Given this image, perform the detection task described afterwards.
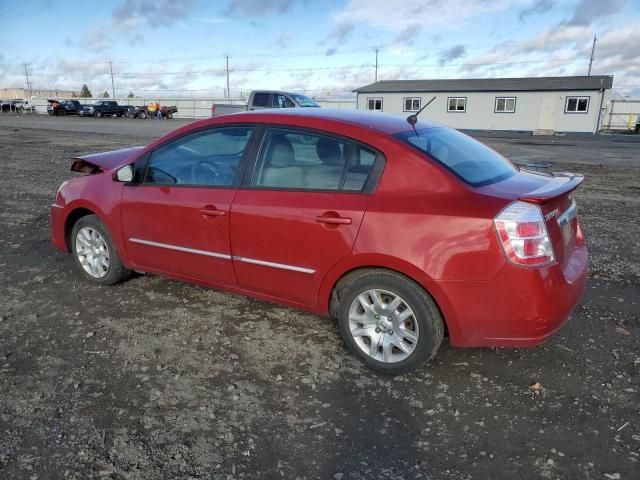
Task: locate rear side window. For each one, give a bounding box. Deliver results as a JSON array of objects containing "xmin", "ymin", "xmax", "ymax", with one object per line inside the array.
[
  {"xmin": 144, "ymin": 126, "xmax": 254, "ymax": 186},
  {"xmin": 252, "ymin": 128, "xmax": 377, "ymax": 192},
  {"xmin": 252, "ymin": 93, "xmax": 269, "ymax": 107},
  {"xmin": 394, "ymin": 127, "xmax": 517, "ymax": 186}
]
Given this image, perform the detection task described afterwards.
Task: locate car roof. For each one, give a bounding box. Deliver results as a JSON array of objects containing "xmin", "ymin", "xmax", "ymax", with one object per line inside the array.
[{"xmin": 209, "ymin": 108, "xmax": 443, "ymax": 135}]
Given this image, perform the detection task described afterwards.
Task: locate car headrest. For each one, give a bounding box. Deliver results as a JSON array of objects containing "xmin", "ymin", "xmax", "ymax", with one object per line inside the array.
[
  {"xmin": 266, "ymin": 136, "xmax": 295, "ymax": 167},
  {"xmin": 316, "ymin": 138, "xmax": 342, "ymax": 166}
]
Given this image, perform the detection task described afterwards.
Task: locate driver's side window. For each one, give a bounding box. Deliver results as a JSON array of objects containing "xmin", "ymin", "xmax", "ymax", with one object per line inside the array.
[{"xmin": 144, "ymin": 126, "xmax": 254, "ymax": 186}]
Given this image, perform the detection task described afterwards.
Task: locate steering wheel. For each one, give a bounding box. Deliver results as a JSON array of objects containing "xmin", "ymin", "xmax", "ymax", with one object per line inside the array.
[{"xmin": 190, "ymin": 160, "xmax": 235, "ymax": 184}]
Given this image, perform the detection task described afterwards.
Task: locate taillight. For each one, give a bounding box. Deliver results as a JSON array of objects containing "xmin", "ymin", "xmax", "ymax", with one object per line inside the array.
[{"xmin": 494, "ymin": 201, "xmax": 555, "ymax": 266}]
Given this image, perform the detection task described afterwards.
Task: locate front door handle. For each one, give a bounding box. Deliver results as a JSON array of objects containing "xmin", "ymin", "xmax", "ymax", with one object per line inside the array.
[{"xmin": 316, "ymin": 214, "xmax": 352, "ymax": 225}]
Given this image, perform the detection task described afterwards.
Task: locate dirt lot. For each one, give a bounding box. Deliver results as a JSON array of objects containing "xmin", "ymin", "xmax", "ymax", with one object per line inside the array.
[{"xmin": 0, "ymin": 117, "xmax": 639, "ymax": 480}]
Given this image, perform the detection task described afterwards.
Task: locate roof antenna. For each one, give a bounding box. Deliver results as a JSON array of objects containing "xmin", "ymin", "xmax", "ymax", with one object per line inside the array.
[{"xmin": 407, "ymin": 96, "xmax": 436, "ymax": 136}]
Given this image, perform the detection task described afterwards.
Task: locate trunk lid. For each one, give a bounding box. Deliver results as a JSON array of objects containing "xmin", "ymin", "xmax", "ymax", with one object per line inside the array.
[
  {"xmin": 479, "ymin": 169, "xmax": 584, "ymax": 265},
  {"xmin": 71, "ymin": 146, "xmax": 144, "ymax": 174}
]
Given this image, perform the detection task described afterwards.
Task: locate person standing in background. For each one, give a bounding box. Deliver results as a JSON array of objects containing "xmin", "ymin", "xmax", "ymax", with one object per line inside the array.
[
  {"xmin": 156, "ymin": 101, "xmax": 162, "ymax": 120},
  {"xmin": 148, "ymin": 101, "xmax": 156, "ymax": 119}
]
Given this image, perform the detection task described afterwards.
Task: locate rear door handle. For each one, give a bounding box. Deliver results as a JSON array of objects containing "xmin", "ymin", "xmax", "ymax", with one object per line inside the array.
[
  {"xmin": 200, "ymin": 207, "xmax": 226, "ymax": 217},
  {"xmin": 316, "ymin": 215, "xmax": 352, "ymax": 225}
]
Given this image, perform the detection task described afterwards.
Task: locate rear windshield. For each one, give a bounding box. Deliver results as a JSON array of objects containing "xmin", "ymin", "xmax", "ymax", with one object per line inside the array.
[{"xmin": 394, "ymin": 127, "xmax": 517, "ymax": 186}]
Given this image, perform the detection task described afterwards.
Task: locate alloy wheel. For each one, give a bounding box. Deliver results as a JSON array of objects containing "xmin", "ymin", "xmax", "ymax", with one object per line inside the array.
[
  {"xmin": 75, "ymin": 227, "xmax": 110, "ymax": 278},
  {"xmin": 348, "ymin": 289, "xmax": 419, "ymax": 363}
]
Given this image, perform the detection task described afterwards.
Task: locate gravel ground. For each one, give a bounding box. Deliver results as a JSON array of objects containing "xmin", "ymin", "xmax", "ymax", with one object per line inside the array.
[{"xmin": 0, "ymin": 117, "xmax": 639, "ymax": 480}]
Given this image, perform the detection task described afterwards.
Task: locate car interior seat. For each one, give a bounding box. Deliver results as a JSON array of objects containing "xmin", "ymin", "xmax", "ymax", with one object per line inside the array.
[
  {"xmin": 260, "ymin": 135, "xmax": 304, "ymax": 188},
  {"xmin": 304, "ymin": 138, "xmax": 345, "ymax": 189}
]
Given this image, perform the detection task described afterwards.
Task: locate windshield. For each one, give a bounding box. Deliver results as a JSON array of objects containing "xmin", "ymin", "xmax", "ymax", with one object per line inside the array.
[
  {"xmin": 291, "ymin": 93, "xmax": 319, "ymax": 107},
  {"xmin": 394, "ymin": 127, "xmax": 517, "ymax": 186}
]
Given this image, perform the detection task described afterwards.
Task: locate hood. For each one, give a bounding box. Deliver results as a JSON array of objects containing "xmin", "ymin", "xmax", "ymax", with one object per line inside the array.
[{"xmin": 70, "ymin": 146, "xmax": 144, "ymax": 174}]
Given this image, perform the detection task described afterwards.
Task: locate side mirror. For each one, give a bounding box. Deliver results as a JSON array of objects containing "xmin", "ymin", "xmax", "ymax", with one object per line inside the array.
[{"xmin": 114, "ymin": 165, "xmax": 134, "ymax": 182}]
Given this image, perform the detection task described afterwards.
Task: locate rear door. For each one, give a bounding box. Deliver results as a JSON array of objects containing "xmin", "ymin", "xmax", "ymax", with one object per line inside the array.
[
  {"xmin": 121, "ymin": 125, "xmax": 257, "ymax": 285},
  {"xmin": 230, "ymin": 126, "xmax": 383, "ymax": 306}
]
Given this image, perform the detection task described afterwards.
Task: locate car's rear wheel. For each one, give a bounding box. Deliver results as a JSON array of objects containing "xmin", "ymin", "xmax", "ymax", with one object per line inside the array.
[
  {"xmin": 337, "ymin": 271, "xmax": 444, "ymax": 374},
  {"xmin": 71, "ymin": 215, "xmax": 131, "ymax": 285},
  {"xmin": 139, "ymin": 111, "xmax": 147, "ymax": 119},
  {"xmin": 95, "ymin": 110, "xmax": 103, "ymax": 118},
  {"xmin": 166, "ymin": 112, "xmax": 173, "ymax": 119}
]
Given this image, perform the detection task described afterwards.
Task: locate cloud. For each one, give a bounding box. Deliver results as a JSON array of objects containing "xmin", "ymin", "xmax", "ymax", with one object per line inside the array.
[
  {"xmin": 113, "ymin": 0, "xmax": 196, "ymax": 30},
  {"xmin": 393, "ymin": 23, "xmax": 421, "ymax": 46},
  {"xmin": 566, "ymin": 0, "xmax": 627, "ymax": 26},
  {"xmin": 334, "ymin": 0, "xmax": 517, "ymax": 33},
  {"xmin": 192, "ymin": 16, "xmax": 226, "ymax": 24},
  {"xmin": 320, "ymin": 20, "xmax": 354, "ymax": 49},
  {"xmin": 438, "ymin": 45, "xmax": 466, "ymax": 66},
  {"xmin": 519, "ymin": 0, "xmax": 554, "ymax": 22},
  {"xmin": 82, "ymin": 26, "xmax": 110, "ymax": 52},
  {"xmin": 224, "ymin": 0, "xmax": 296, "ymax": 16},
  {"xmin": 273, "ymin": 32, "xmax": 293, "ymax": 49}
]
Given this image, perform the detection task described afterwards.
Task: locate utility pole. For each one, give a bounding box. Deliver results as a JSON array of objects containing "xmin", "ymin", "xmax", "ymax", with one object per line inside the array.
[
  {"xmin": 108, "ymin": 60, "xmax": 116, "ymax": 99},
  {"xmin": 374, "ymin": 47, "xmax": 379, "ymax": 82},
  {"xmin": 24, "ymin": 63, "xmax": 31, "ymax": 97},
  {"xmin": 587, "ymin": 35, "xmax": 597, "ymax": 76},
  {"xmin": 225, "ymin": 55, "xmax": 230, "ymax": 98}
]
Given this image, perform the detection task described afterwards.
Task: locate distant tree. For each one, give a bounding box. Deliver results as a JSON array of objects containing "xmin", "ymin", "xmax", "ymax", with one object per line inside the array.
[
  {"xmin": 102, "ymin": 91, "xmax": 110, "ymax": 98},
  {"xmin": 79, "ymin": 84, "xmax": 92, "ymax": 98},
  {"xmin": 127, "ymin": 91, "xmax": 135, "ymax": 98}
]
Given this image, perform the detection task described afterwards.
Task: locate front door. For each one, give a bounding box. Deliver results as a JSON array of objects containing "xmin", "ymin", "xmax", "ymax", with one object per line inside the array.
[
  {"xmin": 122, "ymin": 125, "xmax": 257, "ymax": 286},
  {"xmin": 230, "ymin": 127, "xmax": 381, "ymax": 306},
  {"xmin": 537, "ymin": 96, "xmax": 556, "ymax": 131}
]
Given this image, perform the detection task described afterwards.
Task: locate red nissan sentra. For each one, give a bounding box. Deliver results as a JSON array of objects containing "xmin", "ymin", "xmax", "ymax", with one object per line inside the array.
[{"xmin": 51, "ymin": 109, "xmax": 588, "ymax": 374}]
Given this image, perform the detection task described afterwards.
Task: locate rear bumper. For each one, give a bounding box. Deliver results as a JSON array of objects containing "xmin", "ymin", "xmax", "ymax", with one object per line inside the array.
[
  {"xmin": 441, "ymin": 244, "xmax": 588, "ymax": 347},
  {"xmin": 50, "ymin": 204, "xmax": 68, "ymax": 252}
]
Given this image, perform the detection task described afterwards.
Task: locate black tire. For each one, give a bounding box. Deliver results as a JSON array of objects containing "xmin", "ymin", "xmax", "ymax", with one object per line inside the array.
[
  {"xmin": 337, "ymin": 270, "xmax": 444, "ymax": 375},
  {"xmin": 95, "ymin": 110, "xmax": 103, "ymax": 118},
  {"xmin": 139, "ymin": 111, "xmax": 147, "ymax": 119},
  {"xmin": 70, "ymin": 214, "xmax": 132, "ymax": 286},
  {"xmin": 166, "ymin": 112, "xmax": 173, "ymax": 119}
]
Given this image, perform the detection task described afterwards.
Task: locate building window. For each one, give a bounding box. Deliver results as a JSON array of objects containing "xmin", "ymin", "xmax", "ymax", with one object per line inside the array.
[
  {"xmin": 565, "ymin": 96, "xmax": 589, "ymax": 113},
  {"xmin": 367, "ymin": 97, "xmax": 383, "ymax": 111},
  {"xmin": 447, "ymin": 97, "xmax": 466, "ymax": 112},
  {"xmin": 495, "ymin": 97, "xmax": 516, "ymax": 113},
  {"xmin": 403, "ymin": 97, "xmax": 421, "ymax": 111}
]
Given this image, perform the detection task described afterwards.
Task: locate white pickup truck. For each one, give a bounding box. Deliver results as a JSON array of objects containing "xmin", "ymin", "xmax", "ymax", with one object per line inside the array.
[{"xmin": 211, "ymin": 90, "xmax": 319, "ymax": 116}]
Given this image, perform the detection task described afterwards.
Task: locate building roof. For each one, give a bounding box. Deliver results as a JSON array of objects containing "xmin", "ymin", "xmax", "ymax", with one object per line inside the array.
[{"xmin": 353, "ymin": 75, "xmax": 613, "ymax": 93}]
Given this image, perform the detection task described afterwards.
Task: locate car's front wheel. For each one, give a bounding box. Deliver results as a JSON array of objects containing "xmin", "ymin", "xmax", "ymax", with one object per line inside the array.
[
  {"xmin": 71, "ymin": 215, "xmax": 131, "ymax": 285},
  {"xmin": 95, "ymin": 110, "xmax": 103, "ymax": 118},
  {"xmin": 337, "ymin": 271, "xmax": 444, "ymax": 374}
]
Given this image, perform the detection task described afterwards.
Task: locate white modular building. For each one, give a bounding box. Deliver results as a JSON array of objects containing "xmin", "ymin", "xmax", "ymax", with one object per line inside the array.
[{"xmin": 354, "ymin": 76, "xmax": 614, "ymax": 134}]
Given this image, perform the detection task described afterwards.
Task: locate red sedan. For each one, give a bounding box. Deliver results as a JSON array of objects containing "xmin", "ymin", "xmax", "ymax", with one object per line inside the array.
[{"xmin": 51, "ymin": 109, "xmax": 588, "ymax": 374}]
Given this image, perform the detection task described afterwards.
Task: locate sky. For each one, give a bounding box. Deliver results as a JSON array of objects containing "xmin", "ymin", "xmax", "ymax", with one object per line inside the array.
[{"xmin": 1, "ymin": 0, "xmax": 639, "ymax": 99}]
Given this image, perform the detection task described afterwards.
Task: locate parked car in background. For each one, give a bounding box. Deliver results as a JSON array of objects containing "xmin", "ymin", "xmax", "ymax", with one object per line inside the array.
[
  {"xmin": 159, "ymin": 105, "xmax": 177, "ymax": 119},
  {"xmin": 124, "ymin": 105, "xmax": 148, "ymax": 119},
  {"xmin": 212, "ymin": 90, "xmax": 320, "ymax": 117},
  {"xmin": 90, "ymin": 100, "xmax": 126, "ymax": 118},
  {"xmin": 47, "ymin": 99, "xmax": 84, "ymax": 116},
  {"xmin": 51, "ymin": 109, "xmax": 588, "ymax": 374},
  {"xmin": 123, "ymin": 104, "xmax": 177, "ymax": 119},
  {"xmin": 2, "ymin": 99, "xmax": 36, "ymax": 113}
]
